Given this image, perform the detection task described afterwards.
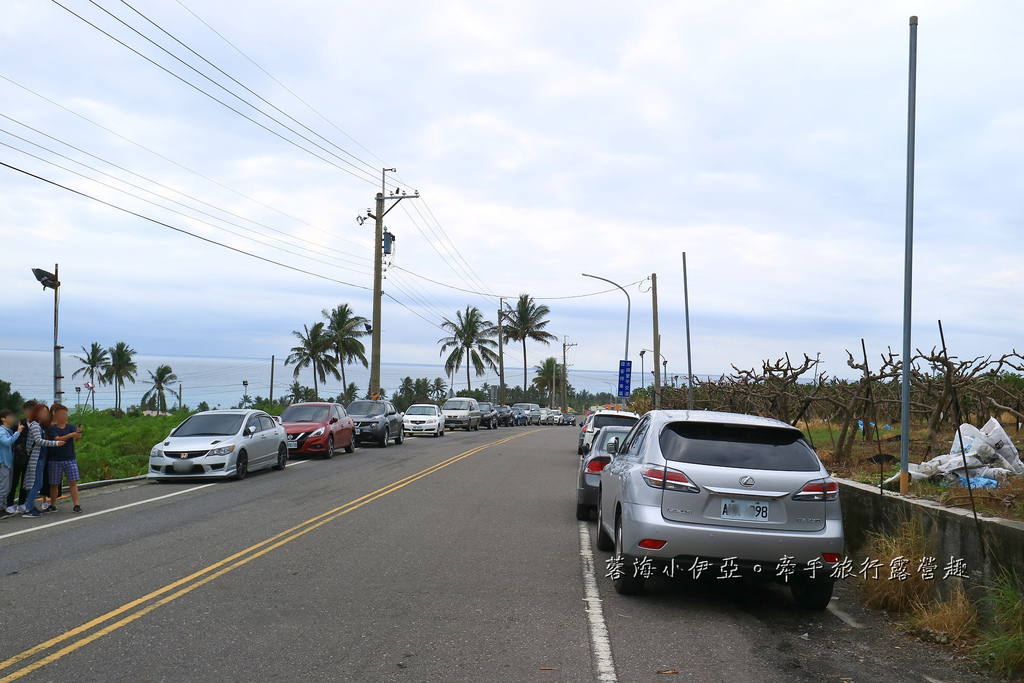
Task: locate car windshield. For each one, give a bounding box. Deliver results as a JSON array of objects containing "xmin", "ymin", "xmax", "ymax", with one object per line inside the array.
[
  {"xmin": 443, "ymin": 400, "xmax": 473, "ymax": 411},
  {"xmin": 173, "ymin": 413, "xmax": 245, "ymax": 437},
  {"xmin": 348, "ymin": 401, "xmax": 385, "ymax": 416},
  {"xmin": 593, "ymin": 415, "xmax": 638, "ymax": 430},
  {"xmin": 280, "ymin": 405, "xmax": 329, "ymax": 422},
  {"xmin": 659, "ymin": 422, "xmax": 820, "ymax": 471},
  {"xmin": 479, "ymin": 403, "xmax": 492, "ymax": 411},
  {"xmin": 512, "ymin": 403, "xmax": 531, "ymax": 410},
  {"xmin": 406, "ymin": 406, "xmax": 437, "ymax": 416}
]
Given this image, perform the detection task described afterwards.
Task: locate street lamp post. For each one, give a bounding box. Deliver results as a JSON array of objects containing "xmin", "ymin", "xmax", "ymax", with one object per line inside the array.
[
  {"xmin": 582, "ymin": 273, "xmax": 631, "ymax": 410},
  {"xmin": 75, "ymin": 386, "xmax": 81, "ymax": 408},
  {"xmin": 639, "ymin": 350, "xmax": 645, "ymax": 393},
  {"xmin": 31, "ymin": 265, "xmax": 61, "ymax": 404},
  {"xmin": 242, "ymin": 380, "xmax": 249, "ymax": 408}
]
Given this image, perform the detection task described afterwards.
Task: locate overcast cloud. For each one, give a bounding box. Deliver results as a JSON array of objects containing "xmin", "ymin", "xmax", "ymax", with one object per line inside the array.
[{"xmin": 2, "ymin": 0, "xmax": 1023, "ymax": 393}]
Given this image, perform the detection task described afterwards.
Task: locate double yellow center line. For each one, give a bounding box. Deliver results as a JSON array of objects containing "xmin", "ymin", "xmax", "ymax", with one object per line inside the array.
[{"xmin": 0, "ymin": 432, "xmax": 532, "ymax": 682}]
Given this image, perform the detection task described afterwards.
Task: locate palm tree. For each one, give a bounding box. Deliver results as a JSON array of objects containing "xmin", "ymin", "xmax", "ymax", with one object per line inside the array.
[
  {"xmin": 340, "ymin": 382, "xmax": 359, "ymax": 405},
  {"xmin": 72, "ymin": 342, "xmax": 109, "ymax": 410},
  {"xmin": 430, "ymin": 377, "xmax": 448, "ymax": 402},
  {"xmin": 104, "ymin": 342, "xmax": 138, "ymax": 415},
  {"xmin": 503, "ymin": 294, "xmax": 557, "ymax": 394},
  {"xmin": 438, "ymin": 306, "xmax": 499, "ymax": 391},
  {"xmin": 285, "ymin": 322, "xmax": 339, "ymax": 399},
  {"xmin": 322, "ymin": 304, "xmax": 369, "ymax": 393},
  {"xmin": 141, "ymin": 364, "xmax": 178, "ymax": 412},
  {"xmin": 533, "ymin": 357, "xmax": 562, "ymax": 407}
]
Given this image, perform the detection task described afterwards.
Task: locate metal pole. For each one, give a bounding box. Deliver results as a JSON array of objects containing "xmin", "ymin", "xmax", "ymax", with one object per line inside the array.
[
  {"xmin": 582, "ymin": 273, "xmax": 630, "ymax": 410},
  {"xmin": 651, "ymin": 273, "xmax": 661, "ymax": 409},
  {"xmin": 270, "ymin": 354, "xmax": 275, "ymax": 405},
  {"xmin": 498, "ymin": 298, "xmax": 505, "ymax": 404},
  {"xmin": 682, "ymin": 253, "xmax": 694, "ymax": 411},
  {"xmin": 900, "ymin": 16, "xmax": 918, "ymax": 495},
  {"xmin": 53, "ymin": 263, "xmax": 63, "ymax": 405}
]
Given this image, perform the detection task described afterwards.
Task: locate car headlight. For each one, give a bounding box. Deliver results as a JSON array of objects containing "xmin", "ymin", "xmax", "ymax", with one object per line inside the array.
[
  {"xmin": 150, "ymin": 446, "xmax": 162, "ymax": 458},
  {"xmin": 310, "ymin": 426, "xmax": 325, "ymax": 437},
  {"xmin": 208, "ymin": 445, "xmax": 236, "ymax": 456}
]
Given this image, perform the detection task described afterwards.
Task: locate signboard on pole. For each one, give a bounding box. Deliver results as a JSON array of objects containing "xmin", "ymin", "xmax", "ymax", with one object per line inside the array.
[{"xmin": 617, "ymin": 360, "xmax": 632, "ymax": 398}]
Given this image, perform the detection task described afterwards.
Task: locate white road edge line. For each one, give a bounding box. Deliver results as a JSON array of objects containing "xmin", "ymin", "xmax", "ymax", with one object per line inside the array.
[
  {"xmin": 578, "ymin": 521, "xmax": 618, "ymax": 683},
  {"xmin": 0, "ymin": 484, "xmax": 217, "ymax": 541},
  {"xmin": 827, "ymin": 603, "xmax": 864, "ymax": 629}
]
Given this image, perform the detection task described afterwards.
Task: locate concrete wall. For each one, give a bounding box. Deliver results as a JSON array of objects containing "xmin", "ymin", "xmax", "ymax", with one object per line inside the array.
[{"xmin": 838, "ymin": 478, "xmax": 1024, "ymax": 595}]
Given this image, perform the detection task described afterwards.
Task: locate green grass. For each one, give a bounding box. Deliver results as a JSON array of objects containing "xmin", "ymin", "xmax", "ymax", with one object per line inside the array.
[
  {"xmin": 978, "ymin": 573, "xmax": 1024, "ymax": 675},
  {"xmin": 69, "ymin": 407, "xmax": 191, "ymax": 482}
]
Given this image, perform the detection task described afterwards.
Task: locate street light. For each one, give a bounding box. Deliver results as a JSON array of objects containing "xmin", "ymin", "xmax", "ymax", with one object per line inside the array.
[
  {"xmin": 639, "ymin": 350, "xmax": 645, "ymax": 392},
  {"xmin": 582, "ymin": 273, "xmax": 631, "ymax": 409},
  {"xmin": 75, "ymin": 386, "xmax": 81, "ymax": 408},
  {"xmin": 32, "ymin": 265, "xmax": 62, "ymax": 404}
]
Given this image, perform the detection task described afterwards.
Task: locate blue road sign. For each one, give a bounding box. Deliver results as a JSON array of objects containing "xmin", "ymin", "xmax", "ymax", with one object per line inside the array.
[{"xmin": 617, "ymin": 360, "xmax": 632, "ymax": 398}]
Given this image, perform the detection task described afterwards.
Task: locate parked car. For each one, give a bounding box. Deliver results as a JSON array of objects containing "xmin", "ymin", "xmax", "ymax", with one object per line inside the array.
[
  {"xmin": 537, "ymin": 408, "xmax": 550, "ymax": 425},
  {"xmin": 576, "ymin": 425, "xmax": 633, "ymax": 520},
  {"xmin": 511, "ymin": 402, "xmax": 537, "ymax": 425},
  {"xmin": 443, "ymin": 397, "xmax": 481, "ymax": 431},
  {"xmin": 403, "ymin": 404, "xmax": 445, "ymax": 437},
  {"xmin": 577, "ymin": 413, "xmax": 595, "ymax": 454},
  {"xmin": 581, "ymin": 409, "xmax": 640, "ymax": 452},
  {"xmin": 478, "ymin": 401, "xmax": 499, "ymax": 430},
  {"xmin": 596, "ymin": 410, "xmax": 843, "ymax": 609},
  {"xmin": 495, "ymin": 404, "xmax": 513, "ymax": 427},
  {"xmin": 280, "ymin": 402, "xmax": 355, "ymax": 459},
  {"xmin": 149, "ymin": 409, "xmax": 287, "ymax": 481},
  {"xmin": 348, "ymin": 399, "xmax": 405, "ymax": 447},
  {"xmin": 510, "ymin": 406, "xmax": 529, "ymax": 426},
  {"xmin": 562, "ymin": 412, "xmax": 577, "ymax": 426}
]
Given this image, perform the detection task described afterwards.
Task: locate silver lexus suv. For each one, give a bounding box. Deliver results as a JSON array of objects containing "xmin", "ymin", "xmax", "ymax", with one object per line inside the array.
[{"xmin": 596, "ymin": 410, "xmax": 843, "ymax": 609}]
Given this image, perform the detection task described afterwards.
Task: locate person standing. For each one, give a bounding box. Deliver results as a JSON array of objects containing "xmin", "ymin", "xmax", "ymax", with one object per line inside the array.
[
  {"xmin": 0, "ymin": 409, "xmax": 25, "ymax": 518},
  {"xmin": 45, "ymin": 404, "xmax": 83, "ymax": 513},
  {"xmin": 5, "ymin": 400, "xmax": 35, "ymax": 514},
  {"xmin": 22, "ymin": 404, "xmax": 71, "ymax": 518}
]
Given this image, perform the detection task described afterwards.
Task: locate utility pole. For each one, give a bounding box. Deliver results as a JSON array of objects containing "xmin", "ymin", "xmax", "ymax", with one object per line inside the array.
[
  {"xmin": 270, "ymin": 354, "xmax": 275, "ymax": 404},
  {"xmin": 651, "ymin": 272, "xmax": 661, "ymax": 409},
  {"xmin": 682, "ymin": 253, "xmax": 694, "ymax": 411},
  {"xmin": 562, "ymin": 336, "xmax": 576, "ymax": 412},
  {"xmin": 498, "ymin": 297, "xmax": 505, "ymax": 404},
  {"xmin": 365, "ymin": 168, "xmax": 418, "ymax": 398},
  {"xmin": 178, "ymin": 383, "xmax": 182, "ymax": 410}
]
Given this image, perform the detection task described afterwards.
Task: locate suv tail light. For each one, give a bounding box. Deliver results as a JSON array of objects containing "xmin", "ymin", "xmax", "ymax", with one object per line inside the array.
[
  {"xmin": 641, "ymin": 465, "xmax": 699, "ymax": 493},
  {"xmin": 793, "ymin": 479, "xmax": 839, "ymax": 502},
  {"xmin": 586, "ymin": 456, "xmax": 611, "ymax": 473}
]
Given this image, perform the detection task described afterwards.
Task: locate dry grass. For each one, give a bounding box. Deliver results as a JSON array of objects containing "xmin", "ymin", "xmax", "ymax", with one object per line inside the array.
[
  {"xmin": 908, "ymin": 581, "xmax": 978, "ymax": 643},
  {"xmin": 859, "ymin": 519, "xmax": 936, "ymax": 613}
]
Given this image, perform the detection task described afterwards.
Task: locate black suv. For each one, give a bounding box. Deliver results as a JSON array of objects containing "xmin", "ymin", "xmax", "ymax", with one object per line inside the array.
[
  {"xmin": 478, "ymin": 401, "xmax": 499, "ymax": 430},
  {"xmin": 347, "ymin": 400, "xmax": 405, "ymax": 447},
  {"xmin": 495, "ymin": 404, "xmax": 513, "ymax": 427}
]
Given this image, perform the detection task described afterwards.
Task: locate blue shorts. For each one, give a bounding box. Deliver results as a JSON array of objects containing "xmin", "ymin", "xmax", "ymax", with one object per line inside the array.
[{"xmin": 47, "ymin": 460, "xmax": 80, "ymax": 484}]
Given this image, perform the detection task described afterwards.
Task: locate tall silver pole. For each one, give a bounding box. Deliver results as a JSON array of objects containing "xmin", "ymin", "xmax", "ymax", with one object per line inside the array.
[
  {"xmin": 682, "ymin": 252, "xmax": 694, "ymax": 411},
  {"xmin": 900, "ymin": 16, "xmax": 919, "ymax": 495}
]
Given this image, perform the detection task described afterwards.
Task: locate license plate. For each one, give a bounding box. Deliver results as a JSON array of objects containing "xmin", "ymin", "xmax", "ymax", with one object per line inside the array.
[
  {"xmin": 720, "ymin": 499, "xmax": 771, "ymax": 520},
  {"xmin": 356, "ymin": 428, "xmax": 362, "ymax": 435},
  {"xmin": 286, "ymin": 440, "xmax": 298, "ymax": 449}
]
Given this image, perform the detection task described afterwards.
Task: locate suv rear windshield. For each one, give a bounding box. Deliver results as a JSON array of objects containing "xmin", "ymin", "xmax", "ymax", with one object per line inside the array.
[
  {"xmin": 659, "ymin": 422, "xmax": 820, "ymax": 471},
  {"xmin": 593, "ymin": 415, "xmax": 638, "ymax": 430},
  {"xmin": 281, "ymin": 405, "xmax": 329, "ymax": 422}
]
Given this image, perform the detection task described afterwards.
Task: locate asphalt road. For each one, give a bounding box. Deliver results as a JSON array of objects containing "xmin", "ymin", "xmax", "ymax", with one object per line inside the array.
[{"xmin": 0, "ymin": 425, "xmax": 990, "ymax": 682}]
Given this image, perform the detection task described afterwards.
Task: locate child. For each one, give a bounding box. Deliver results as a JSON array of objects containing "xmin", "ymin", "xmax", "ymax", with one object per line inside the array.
[
  {"xmin": 45, "ymin": 404, "xmax": 83, "ymax": 513},
  {"xmin": 0, "ymin": 409, "xmax": 25, "ymax": 517}
]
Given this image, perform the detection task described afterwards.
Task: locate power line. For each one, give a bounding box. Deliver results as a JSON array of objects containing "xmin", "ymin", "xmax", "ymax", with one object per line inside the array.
[{"xmin": 0, "ymin": 160, "xmax": 372, "ymax": 291}]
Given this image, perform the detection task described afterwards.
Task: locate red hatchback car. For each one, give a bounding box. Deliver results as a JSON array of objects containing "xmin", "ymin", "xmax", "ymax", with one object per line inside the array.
[{"xmin": 280, "ymin": 402, "xmax": 355, "ymax": 459}]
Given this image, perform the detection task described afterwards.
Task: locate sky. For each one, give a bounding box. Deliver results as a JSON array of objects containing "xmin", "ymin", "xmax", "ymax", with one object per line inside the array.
[{"xmin": 2, "ymin": 0, "xmax": 1023, "ymax": 397}]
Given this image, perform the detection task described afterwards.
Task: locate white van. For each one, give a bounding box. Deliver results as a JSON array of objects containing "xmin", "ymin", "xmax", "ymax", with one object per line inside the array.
[{"xmin": 442, "ymin": 398, "xmax": 482, "ymax": 431}]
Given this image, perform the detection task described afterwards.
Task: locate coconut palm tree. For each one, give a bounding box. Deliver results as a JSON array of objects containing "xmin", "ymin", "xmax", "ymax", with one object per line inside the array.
[
  {"xmin": 322, "ymin": 304, "xmax": 369, "ymax": 394},
  {"xmin": 438, "ymin": 306, "xmax": 499, "ymax": 391},
  {"xmin": 141, "ymin": 364, "xmax": 178, "ymax": 413},
  {"xmin": 533, "ymin": 357, "xmax": 562, "ymax": 408},
  {"xmin": 503, "ymin": 294, "xmax": 556, "ymax": 394},
  {"xmin": 430, "ymin": 377, "xmax": 448, "ymax": 402},
  {"xmin": 104, "ymin": 342, "xmax": 138, "ymax": 415},
  {"xmin": 72, "ymin": 342, "xmax": 109, "ymax": 410},
  {"xmin": 285, "ymin": 322, "xmax": 339, "ymax": 399}
]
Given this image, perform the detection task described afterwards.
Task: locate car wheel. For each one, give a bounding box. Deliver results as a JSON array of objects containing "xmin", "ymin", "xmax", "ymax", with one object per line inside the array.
[
  {"xmin": 464, "ymin": 424, "xmax": 471, "ymax": 432},
  {"xmin": 379, "ymin": 427, "xmax": 389, "ymax": 448},
  {"xmin": 595, "ymin": 497, "xmax": 614, "ymax": 552},
  {"xmin": 344, "ymin": 434, "xmax": 355, "ymax": 453},
  {"xmin": 395, "ymin": 427, "xmax": 404, "ymax": 445},
  {"xmin": 578, "ymin": 443, "xmax": 584, "ymax": 455},
  {"xmin": 234, "ymin": 451, "xmax": 248, "ymax": 481},
  {"xmin": 575, "ymin": 503, "xmax": 592, "ymax": 521},
  {"xmin": 791, "ymin": 579, "xmax": 835, "ymax": 610},
  {"xmin": 614, "ymin": 515, "xmax": 646, "ymax": 595},
  {"xmin": 324, "ymin": 435, "xmax": 334, "ymax": 460},
  {"xmin": 439, "ymin": 426, "xmax": 445, "ymax": 437},
  {"xmin": 272, "ymin": 444, "xmax": 288, "ymax": 470}
]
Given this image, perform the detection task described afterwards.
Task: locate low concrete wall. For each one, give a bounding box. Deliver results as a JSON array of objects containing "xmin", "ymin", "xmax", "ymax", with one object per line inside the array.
[{"xmin": 838, "ymin": 478, "xmax": 1024, "ymax": 593}]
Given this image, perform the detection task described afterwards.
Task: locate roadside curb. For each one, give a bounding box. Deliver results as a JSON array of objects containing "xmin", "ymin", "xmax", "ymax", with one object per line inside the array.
[{"xmin": 78, "ymin": 475, "xmax": 148, "ymax": 490}]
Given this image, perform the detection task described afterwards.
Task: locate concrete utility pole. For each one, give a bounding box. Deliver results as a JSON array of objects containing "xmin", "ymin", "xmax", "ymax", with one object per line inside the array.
[
  {"xmin": 651, "ymin": 272, "xmax": 661, "ymax": 409},
  {"xmin": 366, "ymin": 168, "xmax": 418, "ymax": 398},
  {"xmin": 270, "ymin": 354, "xmax": 275, "ymax": 404},
  {"xmin": 562, "ymin": 336, "xmax": 576, "ymax": 412},
  {"xmin": 498, "ymin": 297, "xmax": 506, "ymax": 404}
]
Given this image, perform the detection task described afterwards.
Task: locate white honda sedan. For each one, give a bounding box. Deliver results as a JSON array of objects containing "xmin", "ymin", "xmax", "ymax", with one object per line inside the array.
[{"xmin": 149, "ymin": 409, "xmax": 288, "ymax": 481}]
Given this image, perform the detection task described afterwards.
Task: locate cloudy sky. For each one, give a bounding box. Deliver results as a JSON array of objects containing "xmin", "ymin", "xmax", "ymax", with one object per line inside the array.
[{"xmin": 2, "ymin": 0, "xmax": 1023, "ymax": 393}]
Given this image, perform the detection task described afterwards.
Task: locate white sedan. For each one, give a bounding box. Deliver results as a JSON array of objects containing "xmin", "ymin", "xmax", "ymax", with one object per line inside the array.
[{"xmin": 403, "ymin": 404, "xmax": 445, "ymax": 437}]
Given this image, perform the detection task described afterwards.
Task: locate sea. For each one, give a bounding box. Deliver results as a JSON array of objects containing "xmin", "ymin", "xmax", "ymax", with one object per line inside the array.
[{"xmin": 0, "ymin": 349, "xmax": 637, "ymax": 410}]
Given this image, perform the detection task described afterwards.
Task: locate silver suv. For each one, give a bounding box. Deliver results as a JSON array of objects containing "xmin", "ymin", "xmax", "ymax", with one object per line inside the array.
[{"xmin": 597, "ymin": 410, "xmax": 843, "ymax": 609}]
